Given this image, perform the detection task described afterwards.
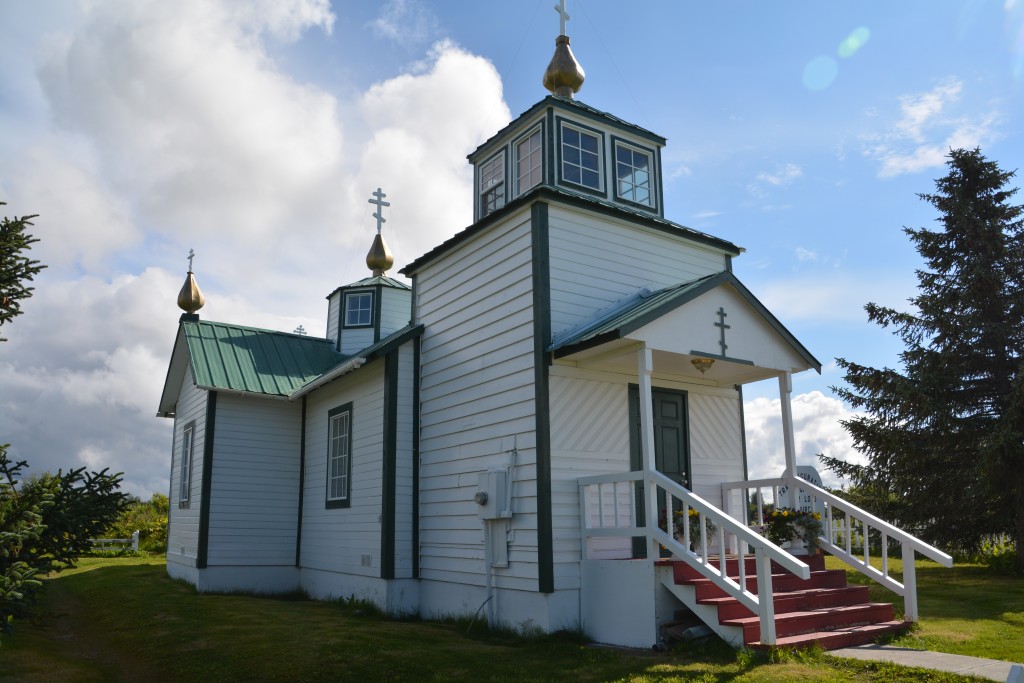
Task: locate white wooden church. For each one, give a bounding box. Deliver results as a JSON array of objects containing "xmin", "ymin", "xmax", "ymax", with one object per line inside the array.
[{"xmin": 158, "ymin": 9, "xmax": 950, "ymax": 649}]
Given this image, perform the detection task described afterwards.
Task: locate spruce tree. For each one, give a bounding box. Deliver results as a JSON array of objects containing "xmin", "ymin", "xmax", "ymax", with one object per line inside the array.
[
  {"xmin": 823, "ymin": 148, "xmax": 1024, "ymax": 571},
  {"xmin": 0, "ymin": 203, "xmax": 45, "ymax": 341}
]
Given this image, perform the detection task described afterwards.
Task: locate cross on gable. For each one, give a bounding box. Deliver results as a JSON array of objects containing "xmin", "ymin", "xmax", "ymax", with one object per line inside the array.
[
  {"xmin": 554, "ymin": 0, "xmax": 570, "ymax": 36},
  {"xmin": 368, "ymin": 188, "xmax": 391, "ymax": 234},
  {"xmin": 714, "ymin": 307, "xmax": 731, "ymax": 356}
]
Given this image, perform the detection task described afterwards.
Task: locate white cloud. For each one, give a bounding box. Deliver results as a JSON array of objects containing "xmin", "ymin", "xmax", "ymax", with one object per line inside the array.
[
  {"xmin": 754, "ymin": 272, "xmax": 915, "ymax": 322},
  {"xmin": 794, "ymin": 246, "xmax": 818, "ymax": 263},
  {"xmin": 862, "ymin": 79, "xmax": 1000, "ymax": 178},
  {"xmin": 369, "ymin": 0, "xmax": 439, "ymax": 45},
  {"xmin": 743, "ymin": 390, "xmax": 867, "ymax": 489},
  {"xmin": 0, "ymin": 1, "xmax": 509, "ymax": 497},
  {"xmin": 748, "ymin": 163, "xmax": 802, "ymax": 198}
]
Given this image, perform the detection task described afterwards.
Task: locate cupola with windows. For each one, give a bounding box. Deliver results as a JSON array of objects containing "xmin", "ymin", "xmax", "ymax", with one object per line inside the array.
[
  {"xmin": 468, "ymin": 6, "xmax": 665, "ymax": 223},
  {"xmin": 326, "ymin": 188, "xmax": 412, "ymax": 355}
]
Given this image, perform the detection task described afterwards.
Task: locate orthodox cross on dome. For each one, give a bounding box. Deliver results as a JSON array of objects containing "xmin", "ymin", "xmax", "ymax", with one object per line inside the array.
[
  {"xmin": 187, "ymin": 248, "xmax": 195, "ymax": 273},
  {"xmin": 555, "ymin": 0, "xmax": 570, "ymax": 36},
  {"xmin": 715, "ymin": 307, "xmax": 731, "ymax": 356},
  {"xmin": 368, "ymin": 187, "xmax": 390, "ymax": 235}
]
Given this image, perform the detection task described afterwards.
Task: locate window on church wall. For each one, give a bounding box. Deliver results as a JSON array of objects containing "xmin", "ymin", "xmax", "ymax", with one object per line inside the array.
[
  {"xmin": 561, "ymin": 124, "xmax": 601, "ymax": 190},
  {"xmin": 344, "ymin": 291, "xmax": 373, "ymax": 328},
  {"xmin": 479, "ymin": 153, "xmax": 505, "ymax": 217},
  {"xmin": 326, "ymin": 405, "xmax": 352, "ymax": 508},
  {"xmin": 615, "ymin": 142, "xmax": 653, "ymax": 207},
  {"xmin": 515, "ymin": 128, "xmax": 543, "ymax": 196},
  {"xmin": 179, "ymin": 423, "xmax": 194, "ymax": 507}
]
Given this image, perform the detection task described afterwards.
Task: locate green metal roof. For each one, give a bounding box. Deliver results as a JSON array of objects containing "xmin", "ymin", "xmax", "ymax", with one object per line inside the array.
[{"xmin": 183, "ymin": 321, "xmax": 345, "ymax": 396}]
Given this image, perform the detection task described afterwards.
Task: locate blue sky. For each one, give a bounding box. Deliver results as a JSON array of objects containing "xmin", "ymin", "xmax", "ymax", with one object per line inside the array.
[{"xmin": 1, "ymin": 0, "xmax": 1022, "ymax": 495}]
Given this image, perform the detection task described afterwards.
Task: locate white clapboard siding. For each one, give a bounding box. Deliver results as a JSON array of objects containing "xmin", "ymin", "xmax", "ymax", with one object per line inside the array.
[
  {"xmin": 301, "ymin": 360, "xmax": 385, "ymax": 577},
  {"xmin": 688, "ymin": 391, "xmax": 745, "ymax": 511},
  {"xmin": 380, "ymin": 287, "xmax": 412, "ymax": 339},
  {"xmin": 416, "ymin": 211, "xmax": 541, "ymax": 590},
  {"xmin": 394, "ymin": 342, "xmax": 417, "ymax": 578},
  {"xmin": 326, "ymin": 291, "xmax": 340, "ymax": 347},
  {"xmin": 206, "ymin": 394, "xmax": 301, "ymax": 566},
  {"xmin": 547, "ymin": 204, "xmax": 730, "ymax": 337},
  {"xmin": 167, "ymin": 378, "xmax": 208, "ymax": 562},
  {"xmin": 340, "ymin": 325, "xmax": 375, "ymax": 357}
]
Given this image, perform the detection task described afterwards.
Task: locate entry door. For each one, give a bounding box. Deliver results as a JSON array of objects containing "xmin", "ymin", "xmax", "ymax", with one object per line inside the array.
[{"xmin": 629, "ymin": 386, "xmax": 691, "ymax": 557}]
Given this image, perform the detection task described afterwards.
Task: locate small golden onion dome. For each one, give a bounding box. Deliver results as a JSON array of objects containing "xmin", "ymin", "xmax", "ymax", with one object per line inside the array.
[
  {"xmin": 366, "ymin": 233, "xmax": 394, "ymax": 276},
  {"xmin": 543, "ymin": 35, "xmax": 585, "ymax": 98},
  {"xmin": 177, "ymin": 270, "xmax": 205, "ymax": 314}
]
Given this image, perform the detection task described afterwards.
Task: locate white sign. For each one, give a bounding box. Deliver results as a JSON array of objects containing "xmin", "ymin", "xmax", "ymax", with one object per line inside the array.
[{"xmin": 778, "ymin": 465, "xmax": 824, "ymax": 515}]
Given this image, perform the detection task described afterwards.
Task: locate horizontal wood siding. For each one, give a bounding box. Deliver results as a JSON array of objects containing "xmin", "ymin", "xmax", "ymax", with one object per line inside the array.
[
  {"xmin": 380, "ymin": 287, "xmax": 412, "ymax": 339},
  {"xmin": 417, "ymin": 211, "xmax": 539, "ymax": 591},
  {"xmin": 326, "ymin": 291, "xmax": 340, "ymax": 348},
  {"xmin": 340, "ymin": 326, "xmax": 375, "ymax": 356},
  {"xmin": 549, "ymin": 365, "xmax": 744, "ymax": 571},
  {"xmin": 168, "ymin": 378, "xmax": 207, "ymax": 562},
  {"xmin": 206, "ymin": 394, "xmax": 301, "ymax": 566},
  {"xmin": 547, "ymin": 205, "xmax": 729, "ymax": 337},
  {"xmin": 394, "ymin": 342, "xmax": 416, "ymax": 578},
  {"xmin": 301, "ymin": 361, "xmax": 385, "ymax": 576}
]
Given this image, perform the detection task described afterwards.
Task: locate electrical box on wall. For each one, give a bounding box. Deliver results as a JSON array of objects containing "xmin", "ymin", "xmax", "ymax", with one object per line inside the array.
[{"xmin": 476, "ymin": 467, "xmax": 510, "ymax": 520}]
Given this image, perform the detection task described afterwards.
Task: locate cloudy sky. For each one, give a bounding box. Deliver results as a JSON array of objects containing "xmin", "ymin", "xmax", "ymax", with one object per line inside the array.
[{"xmin": 1, "ymin": 1, "xmax": 1022, "ymax": 496}]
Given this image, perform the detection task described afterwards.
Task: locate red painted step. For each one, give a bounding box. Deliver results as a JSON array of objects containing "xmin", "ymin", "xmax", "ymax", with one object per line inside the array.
[{"xmin": 659, "ymin": 554, "xmax": 907, "ymax": 650}]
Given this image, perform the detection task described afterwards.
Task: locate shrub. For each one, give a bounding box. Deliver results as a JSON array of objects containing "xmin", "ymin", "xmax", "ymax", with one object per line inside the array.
[{"xmin": 105, "ymin": 493, "xmax": 169, "ymax": 553}]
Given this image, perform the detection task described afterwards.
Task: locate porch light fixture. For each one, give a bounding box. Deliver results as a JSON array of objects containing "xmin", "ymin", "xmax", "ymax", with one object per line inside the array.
[{"xmin": 691, "ymin": 357, "xmax": 715, "ymax": 374}]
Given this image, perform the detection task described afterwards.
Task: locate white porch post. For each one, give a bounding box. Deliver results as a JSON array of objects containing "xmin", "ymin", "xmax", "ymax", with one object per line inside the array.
[
  {"xmin": 778, "ymin": 371, "xmax": 799, "ymax": 510},
  {"xmin": 638, "ymin": 346, "xmax": 659, "ymax": 560}
]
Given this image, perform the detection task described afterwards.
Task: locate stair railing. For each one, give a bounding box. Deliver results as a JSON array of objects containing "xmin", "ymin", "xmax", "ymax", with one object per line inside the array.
[
  {"xmin": 721, "ymin": 475, "xmax": 954, "ymax": 621},
  {"xmin": 579, "ymin": 470, "xmax": 810, "ymax": 645}
]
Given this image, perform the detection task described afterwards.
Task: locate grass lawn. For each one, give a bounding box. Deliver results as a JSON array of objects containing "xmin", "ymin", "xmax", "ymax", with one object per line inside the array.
[
  {"xmin": 825, "ymin": 555, "xmax": 1024, "ymax": 663},
  {"xmin": 0, "ymin": 557, "xmax": 1015, "ymax": 682}
]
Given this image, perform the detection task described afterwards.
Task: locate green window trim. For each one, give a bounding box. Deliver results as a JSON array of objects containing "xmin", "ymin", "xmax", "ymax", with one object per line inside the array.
[
  {"xmin": 178, "ymin": 421, "xmax": 196, "ymax": 508},
  {"xmin": 325, "ymin": 403, "xmax": 353, "ymax": 509}
]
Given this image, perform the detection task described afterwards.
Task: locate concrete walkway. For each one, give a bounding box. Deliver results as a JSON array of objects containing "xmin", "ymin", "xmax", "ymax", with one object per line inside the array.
[{"xmin": 830, "ymin": 644, "xmax": 1023, "ymax": 682}]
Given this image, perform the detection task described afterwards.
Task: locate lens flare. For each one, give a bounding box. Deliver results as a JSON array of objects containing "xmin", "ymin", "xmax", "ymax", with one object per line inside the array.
[
  {"xmin": 803, "ymin": 56, "xmax": 838, "ymax": 90},
  {"xmin": 838, "ymin": 26, "xmax": 871, "ymax": 58}
]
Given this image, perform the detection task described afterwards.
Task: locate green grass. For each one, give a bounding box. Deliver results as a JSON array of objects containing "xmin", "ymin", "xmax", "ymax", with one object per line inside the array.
[
  {"xmin": 0, "ymin": 557, "xmax": 1009, "ymax": 682},
  {"xmin": 825, "ymin": 555, "xmax": 1024, "ymax": 662}
]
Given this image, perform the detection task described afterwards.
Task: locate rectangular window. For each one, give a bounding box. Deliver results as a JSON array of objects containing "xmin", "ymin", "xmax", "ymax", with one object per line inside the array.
[
  {"xmin": 479, "ymin": 153, "xmax": 505, "ymax": 216},
  {"xmin": 615, "ymin": 143, "xmax": 652, "ymax": 206},
  {"xmin": 561, "ymin": 124, "xmax": 601, "ymax": 190},
  {"xmin": 326, "ymin": 405, "xmax": 352, "ymax": 506},
  {"xmin": 179, "ymin": 424, "xmax": 194, "ymax": 506},
  {"xmin": 516, "ymin": 128, "xmax": 543, "ymax": 196},
  {"xmin": 344, "ymin": 291, "xmax": 373, "ymax": 327}
]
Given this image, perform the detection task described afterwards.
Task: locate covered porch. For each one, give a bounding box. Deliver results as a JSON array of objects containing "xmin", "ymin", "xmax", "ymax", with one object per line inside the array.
[{"xmin": 548, "ymin": 271, "xmax": 952, "ymax": 648}]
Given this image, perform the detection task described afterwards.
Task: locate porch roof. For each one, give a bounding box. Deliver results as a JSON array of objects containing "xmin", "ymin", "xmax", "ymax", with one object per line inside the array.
[{"xmin": 549, "ymin": 270, "xmax": 821, "ymax": 375}]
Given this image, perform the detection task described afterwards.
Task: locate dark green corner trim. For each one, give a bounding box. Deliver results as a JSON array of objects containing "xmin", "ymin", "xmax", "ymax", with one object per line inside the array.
[
  {"xmin": 295, "ymin": 396, "xmax": 307, "ymax": 567},
  {"xmin": 412, "ymin": 336, "xmax": 421, "ymax": 578},
  {"xmin": 196, "ymin": 390, "xmax": 217, "ymax": 569},
  {"xmin": 373, "ymin": 284, "xmax": 383, "ymax": 343},
  {"xmin": 381, "ymin": 349, "xmax": 399, "ymax": 580},
  {"xmin": 531, "ymin": 202, "xmax": 554, "ymax": 594}
]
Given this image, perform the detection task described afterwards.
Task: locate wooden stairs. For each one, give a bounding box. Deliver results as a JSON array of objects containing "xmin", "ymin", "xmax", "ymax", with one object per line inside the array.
[{"xmin": 655, "ymin": 553, "xmax": 910, "ymax": 649}]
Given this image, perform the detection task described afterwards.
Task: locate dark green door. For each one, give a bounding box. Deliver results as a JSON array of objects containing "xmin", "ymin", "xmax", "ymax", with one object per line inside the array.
[{"xmin": 629, "ymin": 386, "xmax": 691, "ymax": 557}]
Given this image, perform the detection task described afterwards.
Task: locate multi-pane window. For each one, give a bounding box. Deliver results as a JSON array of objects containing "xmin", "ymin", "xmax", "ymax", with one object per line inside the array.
[
  {"xmin": 516, "ymin": 129, "xmax": 543, "ymax": 195},
  {"xmin": 561, "ymin": 125, "xmax": 601, "ymax": 189},
  {"xmin": 327, "ymin": 406, "xmax": 351, "ymax": 505},
  {"xmin": 615, "ymin": 143, "xmax": 652, "ymax": 206},
  {"xmin": 344, "ymin": 291, "xmax": 373, "ymax": 327},
  {"xmin": 179, "ymin": 424, "xmax": 194, "ymax": 505},
  {"xmin": 479, "ymin": 154, "xmax": 505, "ymax": 216}
]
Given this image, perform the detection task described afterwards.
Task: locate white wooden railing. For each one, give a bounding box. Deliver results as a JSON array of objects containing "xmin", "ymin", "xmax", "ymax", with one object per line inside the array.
[
  {"xmin": 721, "ymin": 476, "xmax": 953, "ymax": 621},
  {"xmin": 89, "ymin": 530, "xmax": 140, "ymax": 552},
  {"xmin": 579, "ymin": 470, "xmax": 809, "ymax": 645}
]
